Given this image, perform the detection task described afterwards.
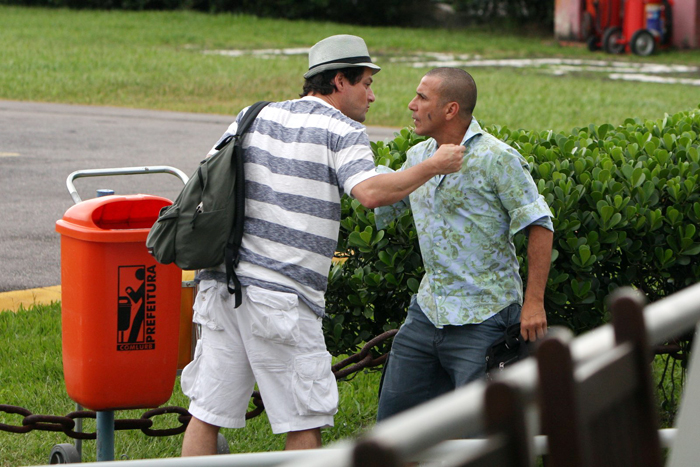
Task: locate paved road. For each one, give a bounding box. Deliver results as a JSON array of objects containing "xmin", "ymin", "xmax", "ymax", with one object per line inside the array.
[{"xmin": 0, "ymin": 100, "xmax": 400, "ymax": 292}]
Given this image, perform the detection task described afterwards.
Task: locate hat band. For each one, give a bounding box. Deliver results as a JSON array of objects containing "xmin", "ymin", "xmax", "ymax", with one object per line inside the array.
[{"xmin": 308, "ymin": 55, "xmax": 372, "ymax": 72}]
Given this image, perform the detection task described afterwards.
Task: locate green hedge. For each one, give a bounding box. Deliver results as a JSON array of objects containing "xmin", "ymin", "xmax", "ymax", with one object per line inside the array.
[{"xmin": 324, "ymin": 106, "xmax": 700, "ymax": 356}]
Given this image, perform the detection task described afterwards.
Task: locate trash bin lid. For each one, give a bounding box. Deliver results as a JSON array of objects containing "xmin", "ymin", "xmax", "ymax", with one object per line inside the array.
[{"xmin": 55, "ymin": 194, "xmax": 171, "ymax": 243}]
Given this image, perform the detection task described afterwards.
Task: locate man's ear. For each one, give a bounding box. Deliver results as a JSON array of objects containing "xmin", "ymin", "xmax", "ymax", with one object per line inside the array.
[
  {"xmin": 444, "ymin": 102, "xmax": 460, "ymax": 121},
  {"xmin": 332, "ymin": 72, "xmax": 345, "ymax": 92}
]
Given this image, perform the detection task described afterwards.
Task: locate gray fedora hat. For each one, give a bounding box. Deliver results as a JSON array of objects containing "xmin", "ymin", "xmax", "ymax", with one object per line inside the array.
[{"xmin": 304, "ymin": 35, "xmax": 381, "ymax": 79}]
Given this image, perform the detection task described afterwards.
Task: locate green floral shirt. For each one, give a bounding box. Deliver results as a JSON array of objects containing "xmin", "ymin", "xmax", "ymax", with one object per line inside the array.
[{"xmin": 375, "ymin": 118, "xmax": 553, "ymax": 327}]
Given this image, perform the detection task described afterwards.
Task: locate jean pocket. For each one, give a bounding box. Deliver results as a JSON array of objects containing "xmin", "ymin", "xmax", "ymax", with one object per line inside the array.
[
  {"xmin": 292, "ymin": 352, "xmax": 338, "ymax": 416},
  {"xmin": 502, "ymin": 303, "xmax": 522, "ymax": 327},
  {"xmin": 248, "ymin": 286, "xmax": 300, "ymax": 346}
]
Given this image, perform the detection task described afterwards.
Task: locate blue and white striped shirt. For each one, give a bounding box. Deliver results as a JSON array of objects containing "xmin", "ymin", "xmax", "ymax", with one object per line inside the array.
[{"xmin": 201, "ymin": 96, "xmax": 378, "ymax": 316}]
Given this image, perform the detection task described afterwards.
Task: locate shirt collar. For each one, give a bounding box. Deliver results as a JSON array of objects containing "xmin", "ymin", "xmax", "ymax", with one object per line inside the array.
[
  {"xmin": 460, "ymin": 117, "xmax": 483, "ymax": 146},
  {"xmin": 302, "ymin": 95, "xmax": 334, "ymax": 108}
]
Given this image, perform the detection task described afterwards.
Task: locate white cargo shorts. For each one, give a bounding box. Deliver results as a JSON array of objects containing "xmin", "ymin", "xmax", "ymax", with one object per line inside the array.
[{"xmin": 181, "ymin": 281, "xmax": 338, "ymax": 434}]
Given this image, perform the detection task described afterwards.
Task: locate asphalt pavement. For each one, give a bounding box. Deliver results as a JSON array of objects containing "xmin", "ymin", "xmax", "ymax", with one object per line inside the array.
[{"xmin": 0, "ymin": 100, "xmax": 400, "ymax": 293}]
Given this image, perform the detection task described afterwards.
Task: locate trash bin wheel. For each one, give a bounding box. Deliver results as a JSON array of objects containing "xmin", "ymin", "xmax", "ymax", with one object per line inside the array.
[
  {"xmin": 602, "ymin": 26, "xmax": 625, "ymax": 54},
  {"xmin": 630, "ymin": 29, "xmax": 657, "ymax": 56},
  {"xmin": 217, "ymin": 433, "xmax": 230, "ymax": 454},
  {"xmin": 49, "ymin": 444, "xmax": 81, "ymax": 464}
]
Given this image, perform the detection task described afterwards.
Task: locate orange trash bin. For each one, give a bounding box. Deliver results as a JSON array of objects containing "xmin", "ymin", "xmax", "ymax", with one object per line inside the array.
[{"xmin": 55, "ymin": 194, "xmax": 181, "ymax": 411}]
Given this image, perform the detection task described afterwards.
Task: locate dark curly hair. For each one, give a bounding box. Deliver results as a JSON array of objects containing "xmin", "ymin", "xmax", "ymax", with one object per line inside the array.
[{"xmin": 300, "ymin": 67, "xmax": 367, "ymax": 97}]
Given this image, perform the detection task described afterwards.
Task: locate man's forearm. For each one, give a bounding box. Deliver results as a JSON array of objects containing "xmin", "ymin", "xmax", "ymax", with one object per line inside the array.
[
  {"xmin": 353, "ymin": 166, "xmax": 437, "ymax": 208},
  {"xmin": 351, "ymin": 143, "xmax": 465, "ymax": 209},
  {"xmin": 520, "ymin": 225, "xmax": 553, "ymax": 341},
  {"xmin": 524, "ymin": 225, "xmax": 553, "ymax": 303}
]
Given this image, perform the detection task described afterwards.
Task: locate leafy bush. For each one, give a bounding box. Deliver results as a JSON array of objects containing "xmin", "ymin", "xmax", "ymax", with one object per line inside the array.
[{"xmin": 324, "ymin": 106, "xmax": 700, "ymax": 356}]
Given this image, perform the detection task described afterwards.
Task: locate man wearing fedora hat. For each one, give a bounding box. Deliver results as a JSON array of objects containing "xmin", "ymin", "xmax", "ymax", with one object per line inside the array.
[{"xmin": 180, "ymin": 35, "xmax": 466, "ymax": 455}]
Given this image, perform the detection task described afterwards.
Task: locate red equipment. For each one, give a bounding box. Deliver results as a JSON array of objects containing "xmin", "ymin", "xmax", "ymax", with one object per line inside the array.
[
  {"xmin": 602, "ymin": 0, "xmax": 674, "ymax": 56},
  {"xmin": 584, "ymin": 0, "xmax": 624, "ymax": 51}
]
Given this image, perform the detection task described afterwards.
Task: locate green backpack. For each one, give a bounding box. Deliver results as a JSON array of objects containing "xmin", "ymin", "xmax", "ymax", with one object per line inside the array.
[{"xmin": 146, "ymin": 101, "xmax": 270, "ymax": 307}]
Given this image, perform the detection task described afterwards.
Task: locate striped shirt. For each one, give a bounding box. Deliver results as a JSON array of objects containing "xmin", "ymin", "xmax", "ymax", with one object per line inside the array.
[{"xmin": 198, "ymin": 96, "xmax": 378, "ymax": 316}]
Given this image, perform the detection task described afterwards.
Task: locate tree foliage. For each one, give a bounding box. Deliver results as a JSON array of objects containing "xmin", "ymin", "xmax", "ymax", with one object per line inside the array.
[
  {"xmin": 0, "ymin": 0, "xmax": 426, "ymax": 26},
  {"xmin": 450, "ymin": 0, "xmax": 555, "ymax": 28}
]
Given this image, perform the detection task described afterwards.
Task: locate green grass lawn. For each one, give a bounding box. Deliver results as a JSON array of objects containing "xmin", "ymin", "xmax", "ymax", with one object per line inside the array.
[
  {"xmin": 0, "ymin": 303, "xmax": 382, "ymax": 466},
  {"xmin": 1, "ymin": 6, "xmax": 699, "ymax": 133}
]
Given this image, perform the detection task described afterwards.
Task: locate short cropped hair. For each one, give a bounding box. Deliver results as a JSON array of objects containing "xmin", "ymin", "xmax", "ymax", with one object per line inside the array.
[
  {"xmin": 301, "ymin": 66, "xmax": 367, "ymax": 97},
  {"xmin": 424, "ymin": 67, "xmax": 477, "ymax": 119}
]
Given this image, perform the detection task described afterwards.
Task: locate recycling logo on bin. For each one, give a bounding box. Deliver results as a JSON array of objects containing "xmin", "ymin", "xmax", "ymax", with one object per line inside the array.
[{"xmin": 117, "ymin": 265, "xmax": 157, "ymax": 351}]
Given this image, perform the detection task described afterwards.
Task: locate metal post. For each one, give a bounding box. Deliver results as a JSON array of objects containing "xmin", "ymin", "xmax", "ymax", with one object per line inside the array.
[{"xmin": 96, "ymin": 411, "xmax": 115, "ymax": 461}]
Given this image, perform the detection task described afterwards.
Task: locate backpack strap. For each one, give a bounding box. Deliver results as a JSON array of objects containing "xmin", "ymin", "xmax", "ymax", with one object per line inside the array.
[{"xmin": 225, "ymin": 101, "xmax": 271, "ymax": 307}]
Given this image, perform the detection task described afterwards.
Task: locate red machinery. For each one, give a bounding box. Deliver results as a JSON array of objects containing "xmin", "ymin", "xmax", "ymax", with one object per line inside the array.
[
  {"xmin": 584, "ymin": 0, "xmax": 624, "ymax": 51},
  {"xmin": 602, "ymin": 0, "xmax": 674, "ymax": 56}
]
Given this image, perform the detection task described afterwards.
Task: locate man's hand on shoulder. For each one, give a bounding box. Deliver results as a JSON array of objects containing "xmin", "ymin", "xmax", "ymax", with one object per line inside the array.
[
  {"xmin": 429, "ymin": 144, "xmax": 465, "ymax": 176},
  {"xmin": 352, "ymin": 144, "xmax": 465, "ymax": 209}
]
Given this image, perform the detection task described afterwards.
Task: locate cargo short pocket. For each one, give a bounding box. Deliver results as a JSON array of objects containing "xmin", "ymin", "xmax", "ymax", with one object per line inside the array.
[
  {"xmin": 248, "ymin": 286, "xmax": 300, "ymax": 346},
  {"xmin": 192, "ymin": 280, "xmax": 226, "ymax": 331},
  {"xmin": 180, "ymin": 340, "xmax": 203, "ymax": 400},
  {"xmin": 292, "ymin": 352, "xmax": 339, "ymax": 416}
]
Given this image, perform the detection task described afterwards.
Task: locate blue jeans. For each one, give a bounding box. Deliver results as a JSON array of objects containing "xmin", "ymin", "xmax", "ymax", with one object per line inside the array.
[{"xmin": 376, "ymin": 298, "xmax": 521, "ymax": 421}]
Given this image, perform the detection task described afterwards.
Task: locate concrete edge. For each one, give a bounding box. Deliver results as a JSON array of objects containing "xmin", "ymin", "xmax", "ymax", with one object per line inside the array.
[{"xmin": 0, "ymin": 286, "xmax": 62, "ymax": 313}]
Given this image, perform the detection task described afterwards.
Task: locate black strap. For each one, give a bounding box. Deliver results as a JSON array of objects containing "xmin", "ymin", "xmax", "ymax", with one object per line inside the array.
[
  {"xmin": 504, "ymin": 323, "xmax": 521, "ymax": 349},
  {"xmin": 225, "ymin": 101, "xmax": 271, "ymax": 307}
]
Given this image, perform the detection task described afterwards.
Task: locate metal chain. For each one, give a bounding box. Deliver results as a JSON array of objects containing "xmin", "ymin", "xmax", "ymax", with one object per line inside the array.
[
  {"xmin": 0, "ymin": 330, "xmax": 397, "ymax": 439},
  {"xmin": 332, "ymin": 329, "xmax": 397, "ymax": 379},
  {"xmin": 0, "ymin": 405, "xmax": 191, "ymax": 440}
]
